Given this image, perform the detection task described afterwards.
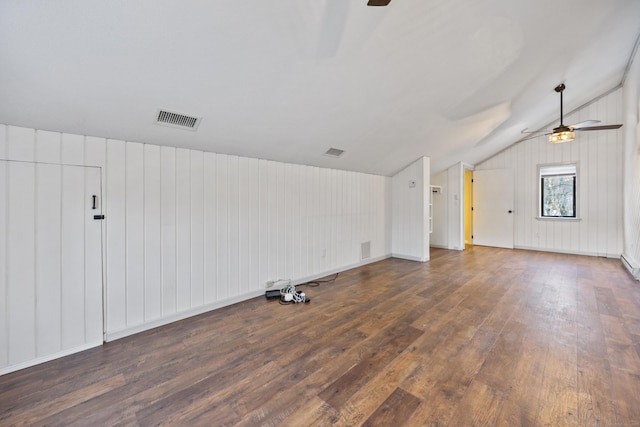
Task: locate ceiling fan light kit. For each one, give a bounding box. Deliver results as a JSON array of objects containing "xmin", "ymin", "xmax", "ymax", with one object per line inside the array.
[{"xmin": 549, "ymin": 130, "xmax": 575, "ymax": 144}]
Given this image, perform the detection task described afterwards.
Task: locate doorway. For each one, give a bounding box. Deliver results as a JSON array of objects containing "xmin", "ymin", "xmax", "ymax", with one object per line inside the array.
[{"xmin": 472, "ymin": 169, "xmax": 514, "ymax": 249}]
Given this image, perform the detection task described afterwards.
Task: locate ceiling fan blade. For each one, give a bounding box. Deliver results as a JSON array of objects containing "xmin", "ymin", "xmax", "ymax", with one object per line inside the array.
[
  {"xmin": 520, "ymin": 128, "xmax": 547, "ymax": 134},
  {"xmin": 518, "ymin": 132, "xmax": 552, "ymax": 142},
  {"xmin": 575, "ymin": 124, "xmax": 623, "ymax": 131},
  {"xmin": 367, "ymin": 0, "xmax": 391, "ymax": 5},
  {"xmin": 570, "ymin": 120, "xmax": 600, "ymax": 129}
]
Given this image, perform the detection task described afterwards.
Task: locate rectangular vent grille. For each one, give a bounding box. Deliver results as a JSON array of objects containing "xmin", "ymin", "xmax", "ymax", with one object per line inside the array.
[
  {"xmin": 324, "ymin": 148, "xmax": 344, "ymax": 157},
  {"xmin": 155, "ymin": 109, "xmax": 201, "ymax": 131},
  {"xmin": 361, "ymin": 241, "xmax": 371, "ymax": 260}
]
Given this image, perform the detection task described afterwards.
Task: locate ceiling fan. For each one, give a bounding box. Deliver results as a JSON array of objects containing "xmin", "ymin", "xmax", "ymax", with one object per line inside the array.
[
  {"xmin": 367, "ymin": 0, "xmax": 392, "ymax": 5},
  {"xmin": 522, "ymin": 83, "xmax": 622, "ymax": 143}
]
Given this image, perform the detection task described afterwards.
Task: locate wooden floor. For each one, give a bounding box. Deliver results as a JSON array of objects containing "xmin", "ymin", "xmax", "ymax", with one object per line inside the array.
[{"xmin": 2, "ymin": 246, "xmax": 640, "ymax": 426}]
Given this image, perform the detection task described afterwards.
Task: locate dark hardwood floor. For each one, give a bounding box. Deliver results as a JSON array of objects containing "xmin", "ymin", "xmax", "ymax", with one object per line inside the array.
[{"xmin": 2, "ymin": 246, "xmax": 640, "ymax": 426}]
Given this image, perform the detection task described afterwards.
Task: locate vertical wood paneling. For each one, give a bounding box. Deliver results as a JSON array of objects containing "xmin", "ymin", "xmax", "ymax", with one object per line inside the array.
[
  {"xmin": 227, "ymin": 155, "xmax": 239, "ymax": 297},
  {"xmin": 160, "ymin": 147, "xmax": 177, "ymax": 315},
  {"xmin": 309, "ymin": 167, "xmax": 319, "ymax": 274},
  {"xmin": 1, "ymin": 124, "xmax": 393, "ymax": 346},
  {"xmin": 7, "ymin": 161, "xmax": 36, "ymax": 364},
  {"xmin": 175, "ymin": 149, "xmax": 191, "ymax": 311},
  {"xmin": 36, "ymin": 131, "xmax": 61, "ymax": 164},
  {"xmin": 330, "ymin": 169, "xmax": 337, "ymax": 269},
  {"xmin": 258, "ymin": 160, "xmax": 269, "ymax": 285},
  {"xmin": 35, "ymin": 163, "xmax": 62, "ymax": 356},
  {"xmin": 238, "ymin": 156, "xmax": 249, "ymax": 296},
  {"xmin": 7, "ymin": 126, "xmax": 35, "ymax": 161},
  {"xmin": 0, "ymin": 124, "xmax": 6, "ymax": 157},
  {"xmin": 190, "ymin": 151, "xmax": 204, "ymax": 305},
  {"xmin": 84, "ymin": 167, "xmax": 103, "ymax": 344},
  {"xmin": 276, "ymin": 162, "xmax": 286, "ymax": 278},
  {"xmin": 622, "ymin": 46, "xmax": 640, "ymax": 269},
  {"xmin": 125, "ymin": 143, "xmax": 144, "ymax": 326},
  {"xmin": 247, "ymin": 158, "xmax": 260, "ymax": 293},
  {"xmin": 299, "ymin": 166, "xmax": 310, "ymax": 278},
  {"xmin": 61, "ymin": 133, "xmax": 84, "ymax": 165},
  {"xmin": 106, "ymin": 140, "xmax": 127, "ymax": 332},
  {"xmin": 391, "ymin": 158, "xmax": 430, "ymax": 260},
  {"xmin": 0, "ymin": 160, "xmax": 7, "ymax": 368},
  {"xmin": 61, "ymin": 165, "xmax": 86, "ymax": 348},
  {"xmin": 216, "ymin": 154, "xmax": 229, "ymax": 299},
  {"xmin": 144, "ymin": 145, "xmax": 162, "ymax": 321},
  {"xmin": 288, "ymin": 163, "xmax": 296, "ymax": 274},
  {"xmin": 203, "ymin": 152, "xmax": 217, "ymax": 303},
  {"xmin": 267, "ymin": 161, "xmax": 277, "ymax": 280},
  {"xmin": 1, "ymin": 154, "xmax": 103, "ymax": 374}
]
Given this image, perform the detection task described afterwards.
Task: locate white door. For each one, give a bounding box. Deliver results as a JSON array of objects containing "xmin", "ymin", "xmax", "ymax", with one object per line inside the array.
[
  {"xmin": 472, "ymin": 169, "xmax": 514, "ymax": 249},
  {"xmin": 0, "ymin": 160, "xmax": 103, "ymax": 375}
]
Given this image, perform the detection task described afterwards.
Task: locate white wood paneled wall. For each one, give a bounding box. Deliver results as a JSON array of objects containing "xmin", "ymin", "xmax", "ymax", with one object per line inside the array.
[
  {"xmin": 391, "ymin": 157, "xmax": 430, "ymax": 261},
  {"xmin": 0, "ymin": 124, "xmax": 391, "ymax": 342},
  {"xmin": 622, "ymin": 44, "xmax": 640, "ymax": 275},
  {"xmin": 0, "ymin": 158, "xmax": 103, "ymax": 375},
  {"xmin": 476, "ymin": 89, "xmax": 624, "ymax": 257},
  {"xmin": 105, "ymin": 142, "xmax": 391, "ymax": 338}
]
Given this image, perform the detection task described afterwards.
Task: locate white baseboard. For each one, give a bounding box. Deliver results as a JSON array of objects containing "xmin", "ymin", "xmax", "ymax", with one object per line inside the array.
[
  {"xmin": 105, "ymin": 253, "xmax": 392, "ymax": 342},
  {"xmin": 621, "ymin": 254, "xmax": 640, "ymax": 280},
  {"xmin": 391, "ymin": 253, "xmax": 429, "ymax": 262},
  {"xmin": 0, "ymin": 341, "xmax": 102, "ymax": 376},
  {"xmin": 514, "ymin": 245, "xmax": 620, "ymax": 259},
  {"xmin": 429, "ymin": 244, "xmax": 448, "ymax": 249}
]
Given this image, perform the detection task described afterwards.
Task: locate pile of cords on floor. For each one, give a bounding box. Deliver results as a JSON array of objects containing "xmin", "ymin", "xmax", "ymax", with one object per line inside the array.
[{"xmin": 278, "ymin": 273, "xmax": 338, "ymax": 304}]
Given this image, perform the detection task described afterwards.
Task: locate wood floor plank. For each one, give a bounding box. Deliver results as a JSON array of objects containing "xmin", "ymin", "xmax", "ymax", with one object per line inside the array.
[
  {"xmin": 318, "ymin": 326, "xmax": 423, "ymax": 409},
  {"xmin": 1, "ymin": 246, "xmax": 639, "ymax": 426},
  {"xmin": 446, "ymin": 380, "xmax": 503, "ymax": 427},
  {"xmin": 361, "ymin": 387, "xmax": 421, "ymax": 427},
  {"xmin": 610, "ymin": 368, "xmax": 640, "ymax": 424},
  {"xmin": 576, "ymin": 278, "xmax": 620, "ymax": 426},
  {"xmin": 329, "ymin": 348, "xmax": 421, "ymax": 426}
]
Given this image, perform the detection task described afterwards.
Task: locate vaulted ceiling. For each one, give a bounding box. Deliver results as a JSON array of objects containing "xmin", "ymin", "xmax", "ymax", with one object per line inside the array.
[{"xmin": 1, "ymin": 0, "xmax": 639, "ymax": 175}]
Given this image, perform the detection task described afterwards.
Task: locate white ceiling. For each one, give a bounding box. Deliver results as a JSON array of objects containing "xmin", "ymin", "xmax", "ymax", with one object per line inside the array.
[{"xmin": 1, "ymin": 0, "xmax": 639, "ymax": 175}]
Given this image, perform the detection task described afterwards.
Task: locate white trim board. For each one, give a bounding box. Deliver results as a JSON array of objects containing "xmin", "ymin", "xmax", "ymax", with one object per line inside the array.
[{"xmin": 621, "ymin": 254, "xmax": 640, "ymax": 280}]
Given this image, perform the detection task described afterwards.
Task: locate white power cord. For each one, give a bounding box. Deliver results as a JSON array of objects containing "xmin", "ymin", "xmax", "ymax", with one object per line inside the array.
[{"xmin": 280, "ymin": 284, "xmax": 308, "ymax": 303}]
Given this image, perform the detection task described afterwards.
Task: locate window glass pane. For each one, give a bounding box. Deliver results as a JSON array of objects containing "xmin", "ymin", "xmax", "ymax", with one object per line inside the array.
[{"xmin": 542, "ymin": 175, "xmax": 575, "ymax": 217}]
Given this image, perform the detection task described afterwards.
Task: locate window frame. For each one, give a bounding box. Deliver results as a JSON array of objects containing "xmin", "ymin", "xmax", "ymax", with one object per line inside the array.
[{"xmin": 537, "ymin": 163, "xmax": 580, "ymax": 220}]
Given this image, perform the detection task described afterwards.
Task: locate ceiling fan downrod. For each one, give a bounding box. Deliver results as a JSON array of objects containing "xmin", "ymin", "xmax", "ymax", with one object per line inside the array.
[{"xmin": 555, "ymin": 83, "xmax": 566, "ymax": 126}]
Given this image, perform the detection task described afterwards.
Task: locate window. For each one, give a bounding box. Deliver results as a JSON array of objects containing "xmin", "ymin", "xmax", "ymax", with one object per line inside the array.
[{"xmin": 539, "ymin": 164, "xmax": 577, "ymax": 218}]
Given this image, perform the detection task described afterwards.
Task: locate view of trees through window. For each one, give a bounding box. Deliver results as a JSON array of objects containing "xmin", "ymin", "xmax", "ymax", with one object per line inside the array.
[
  {"xmin": 539, "ymin": 164, "xmax": 577, "ymax": 218},
  {"xmin": 541, "ymin": 175, "xmax": 575, "ymax": 217}
]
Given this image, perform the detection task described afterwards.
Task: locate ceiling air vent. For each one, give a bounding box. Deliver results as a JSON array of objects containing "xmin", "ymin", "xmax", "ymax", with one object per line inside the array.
[
  {"xmin": 324, "ymin": 148, "xmax": 344, "ymax": 157},
  {"xmin": 154, "ymin": 109, "xmax": 202, "ymax": 131}
]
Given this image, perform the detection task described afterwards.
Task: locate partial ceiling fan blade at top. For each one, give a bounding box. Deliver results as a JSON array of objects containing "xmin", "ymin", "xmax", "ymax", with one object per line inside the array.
[
  {"xmin": 574, "ymin": 124, "xmax": 623, "ymax": 131},
  {"xmin": 518, "ymin": 131, "xmax": 552, "ymax": 142},
  {"xmin": 367, "ymin": 0, "xmax": 392, "ymax": 5},
  {"xmin": 570, "ymin": 120, "xmax": 600, "ymax": 129},
  {"xmin": 520, "ymin": 128, "xmax": 547, "ymax": 134}
]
